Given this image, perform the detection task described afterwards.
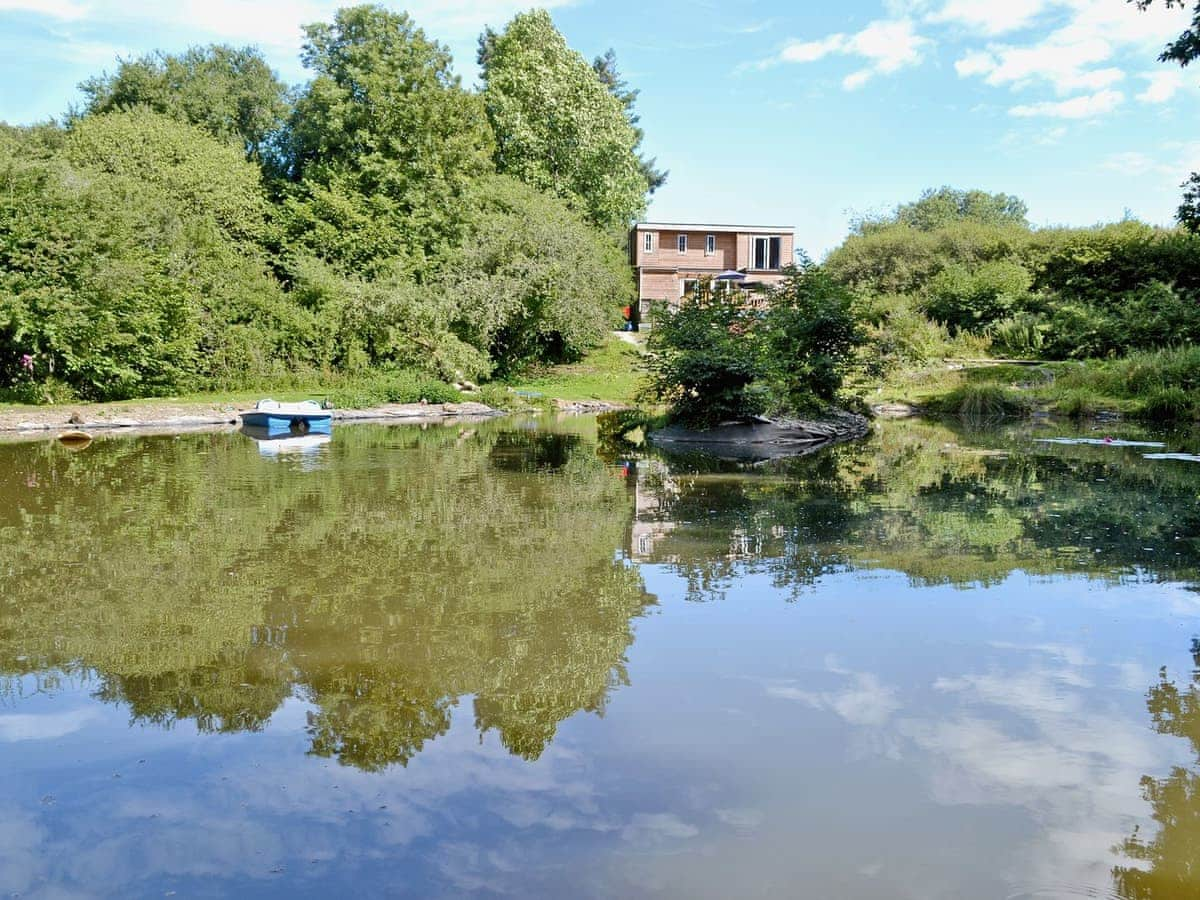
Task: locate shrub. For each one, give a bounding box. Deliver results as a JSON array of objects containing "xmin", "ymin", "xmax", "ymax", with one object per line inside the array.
[
  {"xmin": 644, "ymin": 281, "xmax": 766, "ymax": 427},
  {"xmin": 325, "ymin": 371, "xmax": 462, "ymax": 409},
  {"xmin": 926, "ymin": 383, "xmax": 1032, "ymax": 420},
  {"xmin": 1138, "ymin": 387, "xmax": 1196, "ymax": 422},
  {"xmin": 762, "ymin": 266, "xmax": 862, "ymax": 412}
]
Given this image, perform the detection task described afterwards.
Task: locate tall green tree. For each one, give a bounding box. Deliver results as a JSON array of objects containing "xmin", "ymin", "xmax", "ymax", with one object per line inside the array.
[
  {"xmin": 282, "ymin": 4, "xmax": 494, "ymax": 275},
  {"xmin": 480, "ymin": 10, "xmax": 650, "ymax": 229},
  {"xmin": 77, "ymin": 45, "xmax": 289, "ymax": 160}
]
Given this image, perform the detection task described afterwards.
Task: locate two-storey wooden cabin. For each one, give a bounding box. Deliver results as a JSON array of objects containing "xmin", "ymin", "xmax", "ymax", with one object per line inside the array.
[{"xmin": 630, "ymin": 222, "xmax": 796, "ymax": 320}]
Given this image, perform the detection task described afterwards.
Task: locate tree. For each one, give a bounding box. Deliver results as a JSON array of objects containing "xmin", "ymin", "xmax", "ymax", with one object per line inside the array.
[
  {"xmin": 762, "ymin": 263, "xmax": 863, "ymax": 409},
  {"xmin": 434, "ymin": 175, "xmax": 632, "ymax": 372},
  {"xmin": 77, "ymin": 45, "xmax": 289, "ymax": 160},
  {"xmin": 592, "ymin": 49, "xmax": 668, "ymax": 194},
  {"xmin": 480, "ymin": 10, "xmax": 650, "ymax": 229},
  {"xmin": 645, "ymin": 281, "xmax": 766, "ymax": 426},
  {"xmin": 1131, "ymin": 1, "xmax": 1200, "ymax": 230},
  {"xmin": 856, "ymin": 186, "xmax": 1029, "ymax": 234},
  {"xmin": 281, "ymin": 4, "xmax": 494, "ymax": 275}
]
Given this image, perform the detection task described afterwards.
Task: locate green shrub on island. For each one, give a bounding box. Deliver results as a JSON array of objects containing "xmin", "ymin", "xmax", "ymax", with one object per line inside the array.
[{"xmin": 645, "ymin": 264, "xmax": 863, "ymax": 427}]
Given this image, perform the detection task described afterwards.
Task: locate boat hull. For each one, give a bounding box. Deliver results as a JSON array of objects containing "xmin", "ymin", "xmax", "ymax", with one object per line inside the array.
[{"xmin": 239, "ymin": 412, "xmax": 333, "ymax": 436}]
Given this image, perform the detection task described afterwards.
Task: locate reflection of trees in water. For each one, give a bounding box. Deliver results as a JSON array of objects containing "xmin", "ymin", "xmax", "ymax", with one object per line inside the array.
[
  {"xmin": 1113, "ymin": 639, "xmax": 1200, "ymax": 899},
  {"xmin": 632, "ymin": 419, "xmax": 1200, "ymax": 595},
  {"xmin": 0, "ymin": 423, "xmax": 651, "ymax": 770}
]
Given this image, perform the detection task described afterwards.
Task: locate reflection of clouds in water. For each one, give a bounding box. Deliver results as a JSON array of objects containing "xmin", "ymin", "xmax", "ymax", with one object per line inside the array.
[
  {"xmin": 0, "ymin": 808, "xmax": 48, "ymax": 896},
  {"xmin": 0, "ymin": 708, "xmax": 100, "ymax": 742},
  {"xmin": 758, "ymin": 641, "xmax": 1183, "ymax": 898},
  {"xmin": 0, "ymin": 711, "xmax": 710, "ymax": 896},
  {"xmin": 764, "ymin": 655, "xmax": 901, "ymax": 728}
]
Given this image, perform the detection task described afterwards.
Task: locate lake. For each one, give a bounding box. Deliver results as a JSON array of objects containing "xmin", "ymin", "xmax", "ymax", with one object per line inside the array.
[{"xmin": 2, "ymin": 415, "xmax": 1200, "ymax": 899}]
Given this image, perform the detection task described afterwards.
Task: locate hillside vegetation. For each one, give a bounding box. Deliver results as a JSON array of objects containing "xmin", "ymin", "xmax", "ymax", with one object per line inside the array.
[{"xmin": 1, "ymin": 6, "xmax": 652, "ymax": 404}]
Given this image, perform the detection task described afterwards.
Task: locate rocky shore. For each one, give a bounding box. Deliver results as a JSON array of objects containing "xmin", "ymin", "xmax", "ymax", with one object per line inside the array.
[{"xmin": 649, "ymin": 411, "xmax": 871, "ymax": 460}]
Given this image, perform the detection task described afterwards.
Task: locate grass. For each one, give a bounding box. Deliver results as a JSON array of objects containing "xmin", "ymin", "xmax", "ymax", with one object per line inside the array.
[
  {"xmin": 503, "ymin": 333, "xmax": 645, "ymax": 404},
  {"xmin": 874, "ymin": 346, "xmax": 1200, "ymax": 422}
]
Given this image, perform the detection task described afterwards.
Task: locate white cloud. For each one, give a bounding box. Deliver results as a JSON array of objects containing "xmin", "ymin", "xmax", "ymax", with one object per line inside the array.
[
  {"xmin": 929, "ymin": 0, "xmax": 1051, "ymax": 36},
  {"xmin": 1138, "ymin": 69, "xmax": 1186, "ymax": 103},
  {"xmin": 780, "ymin": 34, "xmax": 847, "ymax": 64},
  {"xmin": 1101, "ymin": 151, "xmax": 1158, "ymax": 175},
  {"xmin": 768, "ymin": 19, "xmax": 930, "ymax": 89},
  {"xmin": 0, "ymin": 0, "xmax": 88, "ymax": 19},
  {"xmin": 1010, "ymin": 88, "xmax": 1124, "ymax": 118}
]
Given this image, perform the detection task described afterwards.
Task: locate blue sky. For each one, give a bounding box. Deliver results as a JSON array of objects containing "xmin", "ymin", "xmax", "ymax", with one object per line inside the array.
[{"xmin": 0, "ymin": 0, "xmax": 1196, "ymax": 256}]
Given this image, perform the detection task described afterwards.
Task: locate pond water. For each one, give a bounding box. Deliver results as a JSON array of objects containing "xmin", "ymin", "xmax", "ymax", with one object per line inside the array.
[{"xmin": 3, "ymin": 415, "xmax": 1200, "ymax": 898}]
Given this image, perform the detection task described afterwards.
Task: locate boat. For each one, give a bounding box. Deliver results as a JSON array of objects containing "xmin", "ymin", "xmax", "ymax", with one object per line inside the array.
[{"xmin": 239, "ymin": 399, "xmax": 333, "ymax": 436}]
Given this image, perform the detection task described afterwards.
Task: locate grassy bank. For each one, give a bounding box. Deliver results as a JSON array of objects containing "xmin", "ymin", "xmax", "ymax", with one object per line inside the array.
[
  {"xmin": 503, "ymin": 334, "xmax": 644, "ymax": 404},
  {"xmin": 874, "ymin": 346, "xmax": 1200, "ymax": 422}
]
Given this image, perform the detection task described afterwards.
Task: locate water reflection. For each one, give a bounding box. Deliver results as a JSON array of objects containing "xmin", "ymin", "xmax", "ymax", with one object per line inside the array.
[
  {"xmin": 629, "ymin": 418, "xmax": 1200, "ymax": 597},
  {"xmin": 2, "ymin": 416, "xmax": 1200, "ymax": 896},
  {"xmin": 0, "ymin": 424, "xmax": 652, "ymax": 770},
  {"xmin": 1114, "ymin": 638, "xmax": 1200, "ymax": 899}
]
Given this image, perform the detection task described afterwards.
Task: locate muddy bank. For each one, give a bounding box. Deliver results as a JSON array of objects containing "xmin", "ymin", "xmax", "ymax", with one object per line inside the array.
[
  {"xmin": 650, "ymin": 411, "xmax": 870, "ymax": 461},
  {"xmin": 0, "ymin": 400, "xmax": 504, "ymax": 443}
]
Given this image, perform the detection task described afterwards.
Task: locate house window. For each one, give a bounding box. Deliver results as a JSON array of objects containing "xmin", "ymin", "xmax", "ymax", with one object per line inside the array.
[
  {"xmin": 643, "ymin": 232, "xmax": 654, "ymax": 253},
  {"xmin": 681, "ymin": 278, "xmax": 699, "ymax": 298},
  {"xmin": 677, "ymin": 234, "xmax": 688, "ymax": 254},
  {"xmin": 705, "ymin": 234, "xmax": 716, "ymax": 255},
  {"xmin": 752, "ymin": 236, "xmax": 782, "ymax": 270}
]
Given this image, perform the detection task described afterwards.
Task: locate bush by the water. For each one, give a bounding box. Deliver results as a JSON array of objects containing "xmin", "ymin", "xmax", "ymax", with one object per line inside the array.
[{"xmin": 645, "ymin": 265, "xmax": 862, "ymax": 427}]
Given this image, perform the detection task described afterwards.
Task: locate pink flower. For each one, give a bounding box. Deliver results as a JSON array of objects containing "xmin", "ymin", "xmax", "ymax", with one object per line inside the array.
[{"xmin": 20, "ymin": 353, "xmax": 34, "ymax": 373}]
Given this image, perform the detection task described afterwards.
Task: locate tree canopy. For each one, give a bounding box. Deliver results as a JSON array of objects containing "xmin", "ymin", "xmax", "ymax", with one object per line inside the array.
[
  {"xmin": 480, "ymin": 9, "xmax": 650, "ymax": 230},
  {"xmin": 77, "ymin": 45, "xmax": 289, "ymax": 159}
]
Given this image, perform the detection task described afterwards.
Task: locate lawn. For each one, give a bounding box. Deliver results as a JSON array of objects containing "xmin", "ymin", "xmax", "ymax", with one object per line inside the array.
[{"xmin": 504, "ymin": 333, "xmax": 645, "ymax": 403}]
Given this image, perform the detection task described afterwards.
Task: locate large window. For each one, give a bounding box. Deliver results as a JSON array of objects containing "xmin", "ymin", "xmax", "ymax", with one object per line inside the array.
[
  {"xmin": 643, "ymin": 232, "xmax": 654, "ymax": 253},
  {"xmin": 677, "ymin": 234, "xmax": 688, "ymax": 254},
  {"xmin": 752, "ymin": 236, "xmax": 782, "ymax": 270}
]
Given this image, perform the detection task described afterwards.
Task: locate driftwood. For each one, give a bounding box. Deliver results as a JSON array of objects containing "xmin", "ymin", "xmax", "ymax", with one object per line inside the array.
[{"xmin": 649, "ymin": 411, "xmax": 870, "ymax": 461}]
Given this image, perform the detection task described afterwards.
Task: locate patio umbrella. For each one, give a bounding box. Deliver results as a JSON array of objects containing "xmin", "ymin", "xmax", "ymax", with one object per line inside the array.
[{"xmin": 714, "ymin": 270, "xmax": 747, "ymax": 281}]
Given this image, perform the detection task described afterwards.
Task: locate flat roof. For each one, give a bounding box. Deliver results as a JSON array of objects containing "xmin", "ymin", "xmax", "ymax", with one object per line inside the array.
[{"xmin": 634, "ymin": 222, "xmax": 794, "ymax": 234}]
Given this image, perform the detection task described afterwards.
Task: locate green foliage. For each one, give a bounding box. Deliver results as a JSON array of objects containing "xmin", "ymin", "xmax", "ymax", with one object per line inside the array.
[
  {"xmin": 323, "ymin": 369, "xmax": 461, "ymax": 408},
  {"xmin": 2, "ymin": 5, "xmax": 656, "ymax": 403},
  {"xmin": 436, "ymin": 175, "xmax": 631, "ymax": 373},
  {"xmin": 65, "ymin": 108, "xmax": 271, "ymax": 243},
  {"xmin": 761, "ymin": 265, "xmax": 862, "ymax": 410},
  {"xmin": 924, "ymin": 383, "xmax": 1032, "ymax": 420},
  {"xmin": 923, "ymin": 259, "xmax": 1033, "ymax": 331},
  {"xmin": 829, "ymin": 188, "xmax": 1200, "ymax": 367},
  {"xmin": 645, "ymin": 282, "xmax": 765, "ymax": 426},
  {"xmin": 76, "ymin": 44, "xmax": 289, "ymax": 159},
  {"xmin": 0, "ymin": 123, "xmax": 316, "ymax": 400},
  {"xmin": 282, "ymin": 4, "xmax": 495, "ymax": 274},
  {"xmin": 856, "ymin": 186, "xmax": 1029, "ymax": 233},
  {"xmin": 648, "ymin": 266, "xmax": 863, "ymax": 425},
  {"xmin": 480, "ymin": 9, "xmax": 649, "ymax": 229}
]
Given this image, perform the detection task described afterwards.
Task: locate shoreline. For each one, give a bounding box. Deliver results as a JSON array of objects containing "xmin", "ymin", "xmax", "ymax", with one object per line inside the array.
[{"xmin": 0, "ymin": 400, "xmax": 506, "ymax": 443}]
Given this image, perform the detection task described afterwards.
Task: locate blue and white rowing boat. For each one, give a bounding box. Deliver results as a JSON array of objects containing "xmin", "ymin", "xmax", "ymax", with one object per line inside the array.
[{"xmin": 239, "ymin": 399, "xmax": 333, "ymax": 436}]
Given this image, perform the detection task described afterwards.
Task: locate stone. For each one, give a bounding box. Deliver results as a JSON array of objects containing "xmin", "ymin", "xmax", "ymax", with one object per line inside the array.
[{"xmin": 649, "ymin": 411, "xmax": 870, "ymax": 461}]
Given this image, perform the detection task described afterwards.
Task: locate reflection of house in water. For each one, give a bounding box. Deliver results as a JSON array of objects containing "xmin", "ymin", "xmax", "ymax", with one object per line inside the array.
[
  {"xmin": 629, "ymin": 459, "xmax": 777, "ymax": 564},
  {"xmin": 630, "ymin": 458, "xmax": 678, "ymax": 561}
]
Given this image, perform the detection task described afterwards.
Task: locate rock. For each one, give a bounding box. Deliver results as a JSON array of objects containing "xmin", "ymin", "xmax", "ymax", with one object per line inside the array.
[
  {"xmin": 67, "ymin": 412, "xmax": 84, "ymax": 425},
  {"xmin": 871, "ymin": 402, "xmax": 920, "ymax": 420},
  {"xmin": 649, "ymin": 411, "xmax": 870, "ymax": 461}
]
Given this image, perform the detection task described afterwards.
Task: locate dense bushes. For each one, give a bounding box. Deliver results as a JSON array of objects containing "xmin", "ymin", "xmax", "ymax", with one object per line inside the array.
[
  {"xmin": 0, "ymin": 4, "xmax": 646, "ymax": 404},
  {"xmin": 827, "ymin": 196, "xmax": 1200, "ymax": 365},
  {"xmin": 646, "ymin": 266, "xmax": 862, "ymax": 426}
]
